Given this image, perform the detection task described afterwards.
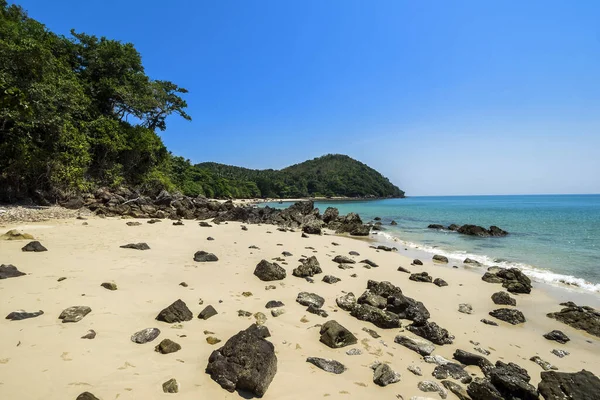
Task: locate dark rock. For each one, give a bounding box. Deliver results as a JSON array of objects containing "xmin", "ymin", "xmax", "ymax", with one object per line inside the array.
[
  {"xmin": 59, "ymin": 306, "xmax": 91, "ymax": 323},
  {"xmin": 489, "ymin": 308, "xmax": 526, "ymax": 325},
  {"xmin": 489, "ymin": 362, "xmax": 538, "ymax": 400},
  {"xmin": 386, "ymin": 294, "xmax": 430, "ymax": 324},
  {"xmin": 458, "ymin": 303, "xmax": 473, "ymax": 314},
  {"xmin": 241, "ymin": 225, "xmax": 248, "ymax": 231},
  {"xmin": 394, "ymin": 335, "xmax": 436, "ymax": 356},
  {"xmin": 101, "ymin": 282, "xmax": 117, "ymax": 290},
  {"xmin": 433, "ymin": 363, "xmax": 473, "ymax": 384},
  {"xmin": 391, "ymin": 220, "xmax": 398, "ymax": 225},
  {"xmin": 319, "ymin": 320, "xmax": 357, "ymax": 348},
  {"xmin": 442, "ymin": 381, "xmax": 470, "ymax": 400},
  {"xmin": 412, "ymin": 259, "xmax": 423, "ymax": 265},
  {"xmin": 547, "ymin": 303, "xmax": 600, "ymax": 337},
  {"xmin": 538, "ymin": 369, "xmax": 600, "ymax": 400},
  {"xmin": 407, "ymin": 321, "xmax": 454, "ymax": 345},
  {"xmin": 409, "ymin": 272, "xmax": 433, "ymax": 283},
  {"xmin": 467, "ymin": 378, "xmax": 504, "ymax": 400},
  {"xmin": 551, "ymin": 349, "xmax": 569, "ymax": 358},
  {"xmin": 172, "ymin": 220, "xmax": 184, "ymax": 226},
  {"xmin": 301, "ymin": 233, "xmax": 309, "ymax": 238},
  {"xmin": 433, "ymin": 254, "xmax": 449, "ymax": 263},
  {"xmin": 162, "ymin": 378, "xmax": 179, "ymax": 393},
  {"xmin": 148, "ymin": 219, "xmax": 161, "ymax": 224},
  {"xmin": 360, "ymin": 259, "xmax": 379, "ymax": 268},
  {"xmin": 21, "ymin": 241, "xmax": 47, "ymax": 252},
  {"xmin": 377, "ymin": 245, "xmax": 393, "ymax": 251},
  {"xmin": 306, "ymin": 357, "xmax": 346, "ymax": 374},
  {"xmin": 482, "ymin": 267, "xmax": 532, "ymax": 294},
  {"xmin": 428, "ymin": 224, "xmax": 445, "ymax": 230},
  {"xmin": 418, "ymin": 380, "xmax": 448, "ymax": 399},
  {"xmin": 336, "ymin": 292, "xmax": 357, "ymax": 311},
  {"xmin": 296, "ymin": 292, "xmax": 325, "ymax": 308},
  {"xmin": 302, "ymin": 220, "xmax": 322, "ymax": 235},
  {"xmin": 76, "ymin": 393, "xmax": 100, "ymax": 400},
  {"xmin": 81, "ymin": 330, "xmax": 96, "ymax": 339},
  {"xmin": 265, "ymin": 300, "xmax": 284, "ymax": 309},
  {"xmin": 349, "ymin": 251, "xmax": 360, "ymax": 256},
  {"xmin": 194, "ymin": 251, "xmax": 218, "ymax": 262},
  {"xmin": 448, "ymin": 224, "xmax": 460, "ymax": 231},
  {"xmin": 207, "ymin": 236, "xmax": 215, "ymax": 241},
  {"xmin": 254, "ymin": 260, "xmax": 287, "ymax": 281},
  {"xmin": 333, "ymin": 255, "xmax": 355, "ymax": 264},
  {"xmin": 6, "ymin": 310, "xmax": 44, "ymax": 320},
  {"xmin": 126, "ymin": 221, "xmax": 141, "ymax": 226},
  {"xmin": 282, "ymin": 251, "xmax": 292, "ymax": 256},
  {"xmin": 156, "ymin": 299, "xmax": 193, "ymax": 323},
  {"xmin": 293, "ymin": 256, "xmax": 322, "ymax": 277},
  {"xmin": 362, "ymin": 327, "xmax": 380, "ymax": 338},
  {"xmin": 120, "ymin": 242, "xmax": 150, "ymax": 250},
  {"xmin": 179, "ymin": 282, "xmax": 188, "ymax": 287},
  {"xmin": 322, "ymin": 207, "xmax": 339, "ymax": 223},
  {"xmin": 155, "ymin": 338, "xmax": 182, "ymax": 354},
  {"xmin": 481, "ymin": 318, "xmax": 499, "ymax": 326},
  {"xmin": 238, "ymin": 310, "xmax": 252, "ymax": 317},
  {"xmin": 530, "ymin": 356, "xmax": 557, "ymax": 371},
  {"xmin": 457, "ymin": 224, "xmax": 508, "ymax": 237},
  {"xmin": 492, "ymin": 291, "xmax": 516, "ymax": 306},
  {"xmin": 434, "ymin": 278, "xmax": 448, "ymax": 287},
  {"xmin": 198, "ymin": 305, "xmax": 218, "ymax": 320},
  {"xmin": 464, "ymin": 258, "xmax": 482, "ymax": 266},
  {"xmin": 397, "ymin": 266, "xmax": 411, "ymax": 273},
  {"xmin": 350, "ymin": 303, "xmax": 400, "ymax": 329},
  {"xmin": 206, "ymin": 324, "xmax": 277, "ymax": 396},
  {"xmin": 199, "ymin": 221, "xmax": 212, "ymax": 227},
  {"xmin": 322, "ymin": 275, "xmax": 341, "ymax": 284},
  {"xmin": 372, "ymin": 363, "xmax": 401, "ymax": 386},
  {"xmin": 543, "ymin": 330, "xmax": 570, "ymax": 344},
  {"xmin": 131, "ymin": 327, "xmax": 161, "ymax": 343},
  {"xmin": 358, "ymin": 290, "xmax": 387, "ymax": 309},
  {"xmin": 453, "ymin": 349, "xmax": 495, "ymax": 377},
  {"xmin": 0, "ymin": 264, "xmax": 26, "ymax": 279}
]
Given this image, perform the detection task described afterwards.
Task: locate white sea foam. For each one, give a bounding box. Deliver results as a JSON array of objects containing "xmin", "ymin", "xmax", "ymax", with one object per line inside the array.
[{"xmin": 374, "ymin": 232, "xmax": 600, "ymax": 293}]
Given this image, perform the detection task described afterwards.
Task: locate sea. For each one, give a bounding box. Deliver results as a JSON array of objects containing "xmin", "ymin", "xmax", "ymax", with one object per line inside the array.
[{"xmin": 266, "ymin": 195, "xmax": 600, "ymax": 294}]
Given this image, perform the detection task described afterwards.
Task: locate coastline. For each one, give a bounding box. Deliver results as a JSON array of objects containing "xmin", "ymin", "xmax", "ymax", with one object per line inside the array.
[{"xmin": 1, "ymin": 214, "xmax": 598, "ymax": 399}]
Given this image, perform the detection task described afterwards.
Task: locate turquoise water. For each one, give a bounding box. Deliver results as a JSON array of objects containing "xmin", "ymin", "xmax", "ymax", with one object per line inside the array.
[{"xmin": 268, "ymin": 195, "xmax": 600, "ymax": 293}]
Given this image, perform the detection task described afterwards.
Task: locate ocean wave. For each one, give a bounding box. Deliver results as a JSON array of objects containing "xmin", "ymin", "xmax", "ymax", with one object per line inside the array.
[{"xmin": 374, "ymin": 232, "xmax": 600, "ymax": 293}]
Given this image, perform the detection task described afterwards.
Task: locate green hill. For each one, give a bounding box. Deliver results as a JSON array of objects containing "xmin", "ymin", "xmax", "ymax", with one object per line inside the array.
[{"xmin": 189, "ymin": 154, "xmax": 404, "ymax": 199}]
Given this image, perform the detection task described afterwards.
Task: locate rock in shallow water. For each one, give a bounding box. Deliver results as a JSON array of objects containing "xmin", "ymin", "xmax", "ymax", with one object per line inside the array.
[
  {"xmin": 206, "ymin": 325, "xmax": 277, "ymax": 396},
  {"xmin": 306, "ymin": 357, "xmax": 346, "ymax": 374},
  {"xmin": 6, "ymin": 310, "xmax": 44, "ymax": 320},
  {"xmin": 59, "ymin": 306, "xmax": 91, "ymax": 323},
  {"xmin": 131, "ymin": 328, "xmax": 160, "ymax": 344},
  {"xmin": 21, "ymin": 241, "xmax": 47, "ymax": 252}
]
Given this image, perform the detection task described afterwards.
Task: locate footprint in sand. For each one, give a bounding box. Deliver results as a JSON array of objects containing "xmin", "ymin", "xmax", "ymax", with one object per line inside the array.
[
  {"xmin": 117, "ymin": 361, "xmax": 136, "ymax": 370},
  {"xmin": 0, "ymin": 358, "xmax": 9, "ymax": 364},
  {"xmin": 61, "ymin": 352, "xmax": 72, "ymax": 361}
]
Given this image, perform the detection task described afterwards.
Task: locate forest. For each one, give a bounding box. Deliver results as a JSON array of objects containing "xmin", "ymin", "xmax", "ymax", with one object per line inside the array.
[{"xmin": 0, "ymin": 2, "xmax": 403, "ymax": 201}]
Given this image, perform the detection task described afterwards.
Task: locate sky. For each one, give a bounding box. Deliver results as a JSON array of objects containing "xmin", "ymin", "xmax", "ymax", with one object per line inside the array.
[{"xmin": 13, "ymin": 0, "xmax": 600, "ymax": 196}]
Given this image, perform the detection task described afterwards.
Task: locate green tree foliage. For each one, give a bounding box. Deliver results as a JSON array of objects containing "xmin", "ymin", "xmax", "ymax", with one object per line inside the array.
[
  {"xmin": 0, "ymin": 2, "xmax": 403, "ymax": 201},
  {"xmin": 0, "ymin": 1, "xmax": 189, "ymax": 201},
  {"xmin": 189, "ymin": 154, "xmax": 405, "ymax": 199}
]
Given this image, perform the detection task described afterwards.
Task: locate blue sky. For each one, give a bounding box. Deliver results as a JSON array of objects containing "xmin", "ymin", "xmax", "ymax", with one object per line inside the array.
[{"xmin": 14, "ymin": 0, "xmax": 600, "ymax": 195}]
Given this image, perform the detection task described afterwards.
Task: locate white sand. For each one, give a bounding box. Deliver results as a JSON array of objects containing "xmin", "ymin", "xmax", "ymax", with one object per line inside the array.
[{"xmin": 0, "ymin": 218, "xmax": 598, "ymax": 399}]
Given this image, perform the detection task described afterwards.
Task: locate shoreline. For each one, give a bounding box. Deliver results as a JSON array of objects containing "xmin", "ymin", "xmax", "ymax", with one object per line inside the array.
[{"xmin": 0, "ymin": 215, "xmax": 598, "ymax": 399}]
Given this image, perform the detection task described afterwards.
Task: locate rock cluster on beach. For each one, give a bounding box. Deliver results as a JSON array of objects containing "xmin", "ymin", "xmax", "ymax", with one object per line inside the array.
[{"xmin": 428, "ymin": 223, "xmax": 508, "ymax": 237}]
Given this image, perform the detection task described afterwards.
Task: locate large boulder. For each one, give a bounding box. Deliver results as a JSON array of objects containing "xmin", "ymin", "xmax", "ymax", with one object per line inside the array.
[
  {"xmin": 254, "ymin": 260, "xmax": 286, "ymax": 281},
  {"xmin": 546, "ymin": 303, "xmax": 600, "ymax": 337},
  {"xmin": 206, "ymin": 324, "xmax": 277, "ymax": 397},
  {"xmin": 319, "ymin": 320, "xmax": 357, "ymax": 348},
  {"xmin": 322, "ymin": 207, "xmax": 339, "ymax": 224},
  {"xmin": 538, "ymin": 370, "xmax": 600, "ymax": 400}
]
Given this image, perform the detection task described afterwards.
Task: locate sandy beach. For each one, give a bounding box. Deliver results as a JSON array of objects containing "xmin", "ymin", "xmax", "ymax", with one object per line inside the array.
[{"xmin": 1, "ymin": 216, "xmax": 598, "ymax": 399}]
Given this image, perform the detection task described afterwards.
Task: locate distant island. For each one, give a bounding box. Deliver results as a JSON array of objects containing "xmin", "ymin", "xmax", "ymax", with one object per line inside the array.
[{"xmin": 0, "ymin": 3, "xmax": 403, "ymax": 203}]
